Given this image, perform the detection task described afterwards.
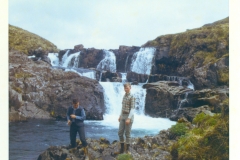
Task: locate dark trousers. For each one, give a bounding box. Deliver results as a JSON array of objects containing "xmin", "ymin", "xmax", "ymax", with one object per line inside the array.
[{"xmin": 70, "ymin": 122, "xmax": 88, "ymax": 147}]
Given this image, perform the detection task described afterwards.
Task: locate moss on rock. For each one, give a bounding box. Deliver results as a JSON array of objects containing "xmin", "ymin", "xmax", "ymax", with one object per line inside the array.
[{"xmin": 170, "ymin": 110, "xmax": 229, "ymax": 160}]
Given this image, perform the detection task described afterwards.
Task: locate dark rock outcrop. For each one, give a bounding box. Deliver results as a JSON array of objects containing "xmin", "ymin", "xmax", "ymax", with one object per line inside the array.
[
  {"xmin": 9, "ymin": 51, "xmax": 105, "ymax": 122},
  {"xmin": 143, "ymin": 80, "xmax": 228, "ymax": 120},
  {"xmin": 143, "ymin": 81, "xmax": 193, "ymax": 118},
  {"xmin": 96, "ymin": 71, "xmax": 120, "ymax": 82},
  {"xmin": 126, "ymin": 71, "xmax": 148, "ymax": 83},
  {"xmin": 169, "ymin": 105, "xmax": 213, "ymax": 122}
]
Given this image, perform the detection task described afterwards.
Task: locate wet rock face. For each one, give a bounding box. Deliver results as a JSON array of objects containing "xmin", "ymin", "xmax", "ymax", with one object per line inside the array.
[
  {"xmin": 143, "ymin": 81, "xmax": 193, "ymax": 118},
  {"xmin": 97, "ymin": 71, "xmax": 120, "ymax": 82},
  {"xmin": 9, "ymin": 51, "xmax": 105, "ymax": 122},
  {"xmin": 38, "ymin": 130, "xmax": 176, "ymax": 160},
  {"xmin": 143, "ymin": 80, "xmax": 228, "ymax": 120}
]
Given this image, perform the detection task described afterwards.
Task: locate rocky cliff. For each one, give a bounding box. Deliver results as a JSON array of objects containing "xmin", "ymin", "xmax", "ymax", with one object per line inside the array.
[
  {"xmin": 9, "ymin": 26, "xmax": 105, "ymax": 122},
  {"xmin": 139, "ymin": 17, "xmax": 229, "ymax": 119},
  {"xmin": 143, "ymin": 17, "xmax": 229, "ymax": 90}
]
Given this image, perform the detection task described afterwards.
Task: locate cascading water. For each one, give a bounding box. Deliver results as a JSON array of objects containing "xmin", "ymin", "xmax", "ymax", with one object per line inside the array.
[
  {"xmin": 98, "ymin": 82, "xmax": 176, "ymax": 132},
  {"xmin": 166, "ymin": 76, "xmax": 195, "ymax": 90},
  {"xmin": 97, "ymin": 50, "xmax": 116, "ymax": 73},
  {"xmin": 62, "ymin": 52, "xmax": 80, "ymax": 68},
  {"xmin": 61, "ymin": 50, "xmax": 70, "ymax": 65},
  {"xmin": 131, "ymin": 47, "xmax": 156, "ymax": 75},
  {"xmin": 48, "ymin": 51, "xmax": 96, "ymax": 79},
  {"xmin": 48, "ymin": 53, "xmax": 59, "ymax": 66},
  {"xmin": 125, "ymin": 54, "xmax": 130, "ymax": 72},
  {"xmin": 120, "ymin": 73, "xmax": 127, "ymax": 83}
]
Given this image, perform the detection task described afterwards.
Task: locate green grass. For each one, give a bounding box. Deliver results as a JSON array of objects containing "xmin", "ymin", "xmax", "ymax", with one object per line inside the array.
[
  {"xmin": 117, "ymin": 154, "xmax": 134, "ymax": 160},
  {"xmin": 9, "ymin": 24, "xmax": 59, "ymax": 55}
]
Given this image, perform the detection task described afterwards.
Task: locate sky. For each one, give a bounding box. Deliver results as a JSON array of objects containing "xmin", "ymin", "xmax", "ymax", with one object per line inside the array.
[{"xmin": 8, "ymin": 0, "xmax": 229, "ymax": 50}]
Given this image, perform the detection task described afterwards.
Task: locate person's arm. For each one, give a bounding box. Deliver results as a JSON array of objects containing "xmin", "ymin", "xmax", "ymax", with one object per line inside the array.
[
  {"xmin": 75, "ymin": 108, "xmax": 86, "ymax": 120},
  {"xmin": 128, "ymin": 96, "xmax": 135, "ymax": 119},
  {"xmin": 67, "ymin": 107, "xmax": 72, "ymax": 126},
  {"xmin": 128, "ymin": 108, "xmax": 135, "ymax": 119},
  {"xmin": 66, "ymin": 107, "xmax": 71, "ymax": 121}
]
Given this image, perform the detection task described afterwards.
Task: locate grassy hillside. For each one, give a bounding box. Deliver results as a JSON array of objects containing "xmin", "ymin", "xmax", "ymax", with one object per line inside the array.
[
  {"xmin": 144, "ymin": 17, "xmax": 228, "ymax": 65},
  {"xmin": 9, "ymin": 24, "xmax": 59, "ymax": 55}
]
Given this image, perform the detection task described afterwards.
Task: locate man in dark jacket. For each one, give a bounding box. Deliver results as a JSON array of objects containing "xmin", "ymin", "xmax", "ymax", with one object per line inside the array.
[{"xmin": 67, "ymin": 98, "xmax": 88, "ymax": 158}]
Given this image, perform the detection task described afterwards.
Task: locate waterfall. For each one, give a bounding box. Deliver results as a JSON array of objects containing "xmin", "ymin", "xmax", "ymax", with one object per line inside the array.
[
  {"xmin": 120, "ymin": 73, "xmax": 127, "ymax": 83},
  {"xmin": 99, "ymin": 82, "xmax": 175, "ymax": 131},
  {"xmin": 97, "ymin": 50, "xmax": 116, "ymax": 72},
  {"xmin": 62, "ymin": 52, "xmax": 80, "ymax": 68},
  {"xmin": 187, "ymin": 81, "xmax": 195, "ymax": 90},
  {"xmin": 130, "ymin": 47, "xmax": 156, "ymax": 75},
  {"xmin": 61, "ymin": 50, "xmax": 70, "ymax": 65},
  {"xmin": 47, "ymin": 53, "xmax": 59, "ymax": 66},
  {"xmin": 177, "ymin": 92, "xmax": 189, "ymax": 109},
  {"xmin": 48, "ymin": 50, "xmax": 80, "ymax": 68},
  {"xmin": 166, "ymin": 76, "xmax": 195, "ymax": 90},
  {"xmin": 99, "ymin": 72, "xmax": 103, "ymax": 82},
  {"xmin": 125, "ymin": 54, "xmax": 130, "ymax": 72},
  {"xmin": 48, "ymin": 51, "xmax": 96, "ymax": 80}
]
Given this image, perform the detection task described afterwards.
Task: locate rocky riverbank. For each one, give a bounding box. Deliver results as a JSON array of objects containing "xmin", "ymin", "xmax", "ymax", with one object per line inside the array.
[{"xmin": 37, "ymin": 129, "xmax": 176, "ymax": 160}]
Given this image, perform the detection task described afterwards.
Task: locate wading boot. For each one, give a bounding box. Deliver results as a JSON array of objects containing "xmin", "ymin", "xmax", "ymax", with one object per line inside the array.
[
  {"xmin": 125, "ymin": 144, "xmax": 130, "ymax": 154},
  {"xmin": 120, "ymin": 143, "xmax": 124, "ymax": 154},
  {"xmin": 83, "ymin": 147, "xmax": 89, "ymax": 160},
  {"xmin": 111, "ymin": 143, "xmax": 124, "ymax": 156}
]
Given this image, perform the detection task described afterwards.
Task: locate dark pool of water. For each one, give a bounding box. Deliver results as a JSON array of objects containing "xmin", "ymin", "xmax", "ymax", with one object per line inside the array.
[{"xmin": 9, "ymin": 119, "xmax": 159, "ymax": 160}]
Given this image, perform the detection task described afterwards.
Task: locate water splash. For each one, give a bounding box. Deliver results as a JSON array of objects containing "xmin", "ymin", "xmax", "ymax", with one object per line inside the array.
[{"xmin": 131, "ymin": 47, "xmax": 156, "ymax": 75}]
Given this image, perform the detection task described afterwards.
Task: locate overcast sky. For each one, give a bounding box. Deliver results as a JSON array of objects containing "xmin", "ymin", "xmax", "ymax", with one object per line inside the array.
[{"xmin": 9, "ymin": 0, "xmax": 229, "ymax": 50}]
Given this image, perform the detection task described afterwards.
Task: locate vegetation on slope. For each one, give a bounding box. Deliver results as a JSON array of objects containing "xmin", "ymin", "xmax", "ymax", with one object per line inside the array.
[
  {"xmin": 9, "ymin": 24, "xmax": 59, "ymax": 55},
  {"xmin": 169, "ymin": 98, "xmax": 229, "ymax": 160}
]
